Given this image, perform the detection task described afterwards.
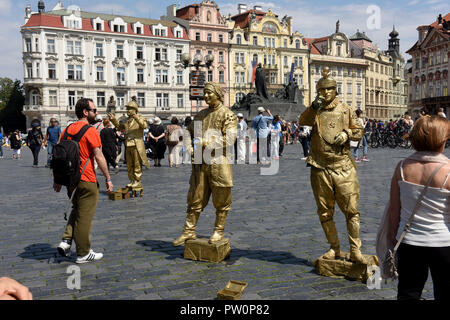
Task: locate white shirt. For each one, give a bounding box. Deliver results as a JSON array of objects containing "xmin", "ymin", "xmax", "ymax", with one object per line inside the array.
[
  {"xmin": 237, "ymin": 119, "xmax": 247, "ymax": 140},
  {"xmin": 396, "ymin": 162, "xmax": 450, "ymax": 247}
]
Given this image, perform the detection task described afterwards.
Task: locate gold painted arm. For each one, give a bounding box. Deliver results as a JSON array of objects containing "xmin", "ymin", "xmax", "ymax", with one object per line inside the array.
[
  {"xmin": 134, "ymin": 115, "xmax": 147, "ymax": 129},
  {"xmin": 110, "ymin": 117, "xmax": 125, "ymax": 131},
  {"xmin": 298, "ymin": 106, "xmax": 317, "ymax": 127}
]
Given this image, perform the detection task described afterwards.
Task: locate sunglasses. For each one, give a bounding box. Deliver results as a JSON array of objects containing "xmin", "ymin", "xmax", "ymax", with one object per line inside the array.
[{"xmin": 86, "ymin": 108, "xmax": 97, "ymax": 113}]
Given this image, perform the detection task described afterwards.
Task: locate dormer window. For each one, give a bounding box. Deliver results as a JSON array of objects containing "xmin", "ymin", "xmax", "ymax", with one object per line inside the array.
[
  {"xmin": 152, "ymin": 23, "xmax": 168, "ymax": 37},
  {"xmin": 236, "ymin": 34, "xmax": 242, "ymax": 45},
  {"xmin": 92, "ymin": 17, "xmax": 104, "ymax": 31},
  {"xmin": 64, "ymin": 14, "xmax": 82, "ymax": 29},
  {"xmin": 174, "ymin": 25, "xmax": 183, "ymax": 38},
  {"xmin": 110, "ymin": 17, "xmax": 127, "ymax": 33},
  {"xmin": 134, "ymin": 22, "xmax": 144, "ymax": 35}
]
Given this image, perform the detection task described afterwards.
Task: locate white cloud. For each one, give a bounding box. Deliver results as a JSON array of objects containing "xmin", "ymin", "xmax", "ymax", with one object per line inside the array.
[
  {"xmin": 408, "ymin": 0, "xmax": 420, "ymax": 5},
  {"xmin": 0, "ymin": 0, "xmax": 12, "ymax": 14}
]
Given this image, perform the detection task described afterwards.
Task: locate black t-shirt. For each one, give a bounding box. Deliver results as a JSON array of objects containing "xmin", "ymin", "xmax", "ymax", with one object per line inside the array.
[{"xmin": 28, "ymin": 129, "xmax": 43, "ymax": 146}]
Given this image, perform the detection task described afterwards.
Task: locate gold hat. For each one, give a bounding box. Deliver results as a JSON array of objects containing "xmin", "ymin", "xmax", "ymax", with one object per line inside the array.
[
  {"xmin": 317, "ymin": 66, "xmax": 337, "ymax": 90},
  {"xmin": 126, "ymin": 96, "xmax": 139, "ymax": 111},
  {"xmin": 204, "ymin": 82, "xmax": 224, "ymax": 103}
]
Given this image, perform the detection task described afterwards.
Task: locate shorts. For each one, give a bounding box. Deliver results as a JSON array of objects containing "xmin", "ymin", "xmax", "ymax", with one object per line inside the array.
[{"xmin": 13, "ymin": 149, "xmax": 21, "ymax": 155}]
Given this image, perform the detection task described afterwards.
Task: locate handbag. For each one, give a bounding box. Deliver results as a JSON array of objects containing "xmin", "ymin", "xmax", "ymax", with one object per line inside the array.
[{"xmin": 382, "ymin": 162, "xmax": 446, "ymax": 280}]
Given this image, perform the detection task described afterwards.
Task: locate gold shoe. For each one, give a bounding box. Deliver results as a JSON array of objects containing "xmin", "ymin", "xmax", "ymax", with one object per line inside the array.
[
  {"xmin": 346, "ymin": 214, "xmax": 367, "ymax": 264},
  {"xmin": 173, "ymin": 211, "xmax": 200, "ymax": 246},
  {"xmin": 209, "ymin": 212, "xmax": 228, "ymax": 243},
  {"xmin": 349, "ymin": 249, "xmax": 367, "ymax": 264},
  {"xmin": 173, "ymin": 232, "xmax": 196, "ymax": 246},
  {"xmin": 322, "ymin": 248, "xmax": 341, "ymax": 260},
  {"xmin": 320, "ymin": 220, "xmax": 341, "ymax": 260}
]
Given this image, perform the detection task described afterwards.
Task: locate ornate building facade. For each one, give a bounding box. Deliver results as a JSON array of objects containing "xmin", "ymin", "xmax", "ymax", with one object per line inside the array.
[
  {"xmin": 226, "ymin": 5, "xmax": 309, "ymax": 106},
  {"xmin": 407, "ymin": 13, "xmax": 449, "ymax": 117},
  {"xmin": 21, "ymin": 1, "xmax": 190, "ymax": 129},
  {"xmin": 171, "ymin": 1, "xmax": 231, "ymax": 111},
  {"xmin": 306, "ymin": 23, "xmax": 368, "ymax": 111}
]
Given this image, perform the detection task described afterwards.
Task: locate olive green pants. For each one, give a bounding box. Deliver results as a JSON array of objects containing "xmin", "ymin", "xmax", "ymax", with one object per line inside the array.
[{"xmin": 62, "ymin": 181, "xmax": 99, "ymax": 256}]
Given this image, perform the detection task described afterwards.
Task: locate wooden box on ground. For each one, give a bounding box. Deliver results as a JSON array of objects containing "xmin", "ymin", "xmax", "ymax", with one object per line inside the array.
[
  {"xmin": 217, "ymin": 280, "xmax": 248, "ymax": 300},
  {"xmin": 314, "ymin": 252, "xmax": 379, "ymax": 282},
  {"xmin": 108, "ymin": 188, "xmax": 131, "ymax": 201},
  {"xmin": 184, "ymin": 238, "xmax": 230, "ymax": 263}
]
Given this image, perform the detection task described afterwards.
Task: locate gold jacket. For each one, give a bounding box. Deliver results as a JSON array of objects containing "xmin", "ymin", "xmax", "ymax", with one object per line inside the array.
[
  {"xmin": 186, "ymin": 103, "xmax": 238, "ymax": 187},
  {"xmin": 298, "ymin": 98, "xmax": 363, "ymax": 171},
  {"xmin": 111, "ymin": 114, "xmax": 150, "ymax": 168}
]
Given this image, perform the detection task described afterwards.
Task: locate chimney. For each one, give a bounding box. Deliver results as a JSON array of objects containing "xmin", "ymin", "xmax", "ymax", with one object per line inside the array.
[
  {"xmin": 167, "ymin": 4, "xmax": 177, "ymax": 18},
  {"xmin": 253, "ymin": 5, "xmax": 262, "ymax": 12},
  {"xmin": 238, "ymin": 4, "xmax": 247, "ymax": 14}
]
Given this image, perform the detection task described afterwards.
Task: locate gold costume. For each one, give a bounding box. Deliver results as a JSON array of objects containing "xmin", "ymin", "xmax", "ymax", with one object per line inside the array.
[
  {"xmin": 173, "ymin": 82, "xmax": 237, "ymax": 246},
  {"xmin": 109, "ymin": 99, "xmax": 150, "ymax": 190},
  {"xmin": 299, "ymin": 67, "xmax": 366, "ymax": 264}
]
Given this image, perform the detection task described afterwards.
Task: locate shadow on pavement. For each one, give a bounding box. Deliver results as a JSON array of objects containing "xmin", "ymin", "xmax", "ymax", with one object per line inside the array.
[
  {"xmin": 136, "ymin": 239, "xmax": 312, "ymax": 267},
  {"xmin": 18, "ymin": 243, "xmax": 72, "ymax": 264}
]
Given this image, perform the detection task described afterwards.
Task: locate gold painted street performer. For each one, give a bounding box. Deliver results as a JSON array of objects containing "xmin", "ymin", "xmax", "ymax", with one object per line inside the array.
[
  {"xmin": 109, "ymin": 97, "xmax": 150, "ymax": 191},
  {"xmin": 298, "ymin": 67, "xmax": 366, "ymax": 264},
  {"xmin": 173, "ymin": 82, "xmax": 238, "ymax": 246}
]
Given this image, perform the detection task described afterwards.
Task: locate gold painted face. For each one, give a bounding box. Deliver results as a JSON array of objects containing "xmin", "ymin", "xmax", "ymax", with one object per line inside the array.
[
  {"xmin": 204, "ymin": 88, "xmax": 219, "ymax": 107},
  {"xmin": 319, "ymin": 87, "xmax": 337, "ymax": 103},
  {"xmin": 127, "ymin": 109, "xmax": 136, "ymax": 117}
]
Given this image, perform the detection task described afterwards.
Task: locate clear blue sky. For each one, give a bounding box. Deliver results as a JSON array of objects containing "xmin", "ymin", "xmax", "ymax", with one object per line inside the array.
[{"xmin": 1, "ymin": 0, "xmax": 448, "ymax": 80}]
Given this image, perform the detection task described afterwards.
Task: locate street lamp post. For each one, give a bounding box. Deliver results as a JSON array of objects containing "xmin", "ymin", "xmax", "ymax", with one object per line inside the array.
[{"xmin": 181, "ymin": 53, "xmax": 214, "ymax": 115}]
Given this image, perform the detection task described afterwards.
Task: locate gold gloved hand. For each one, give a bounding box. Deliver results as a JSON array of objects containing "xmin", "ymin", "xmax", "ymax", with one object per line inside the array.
[{"xmin": 334, "ymin": 131, "xmax": 348, "ymax": 146}]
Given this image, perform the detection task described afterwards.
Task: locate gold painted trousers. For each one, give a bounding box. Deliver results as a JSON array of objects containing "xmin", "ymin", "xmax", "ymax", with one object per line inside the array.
[
  {"xmin": 310, "ymin": 166, "xmax": 360, "ymax": 222},
  {"xmin": 126, "ymin": 146, "xmax": 142, "ymax": 184},
  {"xmin": 310, "ymin": 166, "xmax": 363, "ymax": 252},
  {"xmin": 187, "ymin": 165, "xmax": 232, "ymax": 216}
]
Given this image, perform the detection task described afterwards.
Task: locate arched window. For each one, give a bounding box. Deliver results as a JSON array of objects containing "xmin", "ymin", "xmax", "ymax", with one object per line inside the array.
[
  {"xmin": 236, "ymin": 34, "xmax": 242, "ymax": 45},
  {"xmin": 207, "ymin": 11, "xmax": 211, "ymax": 22}
]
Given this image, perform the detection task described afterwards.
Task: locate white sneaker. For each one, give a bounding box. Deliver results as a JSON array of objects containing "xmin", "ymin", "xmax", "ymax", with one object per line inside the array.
[
  {"xmin": 76, "ymin": 249, "xmax": 103, "ymax": 264},
  {"xmin": 57, "ymin": 241, "xmax": 71, "ymax": 257},
  {"xmin": 301, "ymin": 157, "xmax": 307, "ymax": 160}
]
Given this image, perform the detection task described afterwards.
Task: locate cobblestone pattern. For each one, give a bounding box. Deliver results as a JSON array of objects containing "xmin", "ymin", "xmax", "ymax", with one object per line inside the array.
[{"xmin": 1, "ymin": 144, "xmax": 446, "ymax": 300}]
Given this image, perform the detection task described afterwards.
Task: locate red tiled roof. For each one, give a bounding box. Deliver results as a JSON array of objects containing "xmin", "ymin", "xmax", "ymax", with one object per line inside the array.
[
  {"xmin": 430, "ymin": 13, "xmax": 450, "ymax": 27},
  {"xmin": 407, "ymin": 12, "xmax": 450, "ymax": 53},
  {"xmin": 231, "ymin": 9, "xmax": 267, "ymax": 29},
  {"xmin": 304, "ymin": 37, "xmax": 328, "ymax": 55},
  {"xmin": 23, "ymin": 14, "xmax": 64, "ymax": 28},
  {"xmin": 22, "ymin": 13, "xmax": 188, "ymax": 40},
  {"xmin": 176, "ymin": 4, "xmax": 199, "ymax": 20}
]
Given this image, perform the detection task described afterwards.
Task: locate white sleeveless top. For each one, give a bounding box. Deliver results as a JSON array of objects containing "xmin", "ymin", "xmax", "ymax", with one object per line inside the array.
[{"xmin": 396, "ymin": 161, "xmax": 450, "ymax": 247}]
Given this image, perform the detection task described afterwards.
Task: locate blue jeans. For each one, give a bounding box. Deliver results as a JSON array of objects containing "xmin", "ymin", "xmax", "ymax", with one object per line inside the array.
[
  {"xmin": 352, "ymin": 135, "xmax": 368, "ymax": 159},
  {"xmin": 47, "ymin": 142, "xmax": 56, "ymax": 165},
  {"xmin": 0, "ymin": 143, "xmax": 3, "ymax": 157}
]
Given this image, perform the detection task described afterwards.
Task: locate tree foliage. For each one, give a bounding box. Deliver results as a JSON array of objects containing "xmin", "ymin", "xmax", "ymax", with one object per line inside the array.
[{"xmin": 0, "ymin": 77, "xmax": 26, "ymax": 133}]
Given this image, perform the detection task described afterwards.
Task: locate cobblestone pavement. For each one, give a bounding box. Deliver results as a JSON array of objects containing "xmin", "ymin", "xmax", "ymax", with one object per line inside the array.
[{"xmin": 1, "ymin": 144, "xmax": 448, "ymax": 300}]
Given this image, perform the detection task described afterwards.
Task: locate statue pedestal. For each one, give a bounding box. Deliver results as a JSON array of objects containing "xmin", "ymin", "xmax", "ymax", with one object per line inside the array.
[
  {"xmin": 314, "ymin": 252, "xmax": 379, "ymax": 282},
  {"xmin": 184, "ymin": 238, "xmax": 230, "ymax": 263}
]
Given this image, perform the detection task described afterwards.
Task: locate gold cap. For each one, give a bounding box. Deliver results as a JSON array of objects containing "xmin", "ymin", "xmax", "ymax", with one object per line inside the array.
[
  {"xmin": 317, "ymin": 66, "xmax": 337, "ymax": 90},
  {"xmin": 126, "ymin": 96, "xmax": 139, "ymax": 111}
]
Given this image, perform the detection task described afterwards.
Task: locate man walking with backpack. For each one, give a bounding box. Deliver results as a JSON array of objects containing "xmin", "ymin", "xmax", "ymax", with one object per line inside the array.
[{"xmin": 53, "ymin": 98, "xmax": 113, "ymax": 264}]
